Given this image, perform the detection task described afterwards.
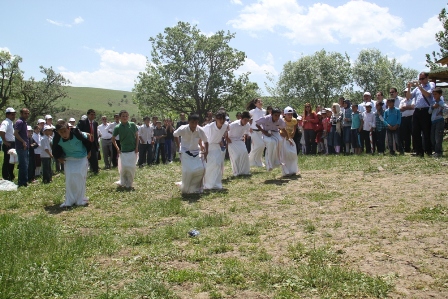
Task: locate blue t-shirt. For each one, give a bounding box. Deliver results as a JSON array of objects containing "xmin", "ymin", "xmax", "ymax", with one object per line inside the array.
[
  {"xmin": 429, "ymin": 98, "xmax": 445, "ymax": 123},
  {"xmin": 351, "ymin": 112, "xmax": 361, "ymax": 129}
]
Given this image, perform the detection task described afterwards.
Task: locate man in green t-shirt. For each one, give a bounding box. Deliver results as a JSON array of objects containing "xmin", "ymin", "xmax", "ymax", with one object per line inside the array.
[{"xmin": 112, "ymin": 110, "xmax": 139, "ymax": 189}]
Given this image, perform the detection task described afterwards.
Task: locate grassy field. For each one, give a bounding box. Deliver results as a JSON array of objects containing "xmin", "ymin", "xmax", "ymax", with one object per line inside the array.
[
  {"xmin": 55, "ymin": 86, "xmax": 140, "ymax": 121},
  {"xmin": 1, "ymin": 153, "xmax": 447, "ymax": 298}
]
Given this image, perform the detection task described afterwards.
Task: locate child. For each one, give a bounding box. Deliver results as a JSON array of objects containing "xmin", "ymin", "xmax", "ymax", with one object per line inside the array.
[
  {"xmin": 322, "ymin": 109, "xmax": 332, "ymax": 154},
  {"xmin": 329, "ymin": 103, "xmax": 343, "ymax": 154},
  {"xmin": 40, "ymin": 125, "xmax": 54, "ymax": 184},
  {"xmin": 153, "ymin": 120, "xmax": 167, "ymax": 164},
  {"xmin": 32, "ymin": 125, "xmax": 42, "ymax": 177},
  {"xmin": 360, "ymin": 102, "xmax": 375, "ymax": 154},
  {"xmin": 429, "ymin": 87, "xmax": 445, "ymax": 157},
  {"xmin": 342, "ymin": 100, "xmax": 352, "ymax": 154},
  {"xmin": 384, "ymin": 98, "xmax": 404, "ymax": 155},
  {"xmin": 27, "ymin": 126, "xmax": 38, "ymax": 183},
  {"xmin": 315, "ymin": 111, "xmax": 324, "ymax": 154},
  {"xmin": 350, "ymin": 104, "xmax": 362, "ymax": 155},
  {"xmin": 112, "ymin": 110, "xmax": 139, "ymax": 189},
  {"xmin": 53, "ymin": 122, "xmax": 92, "ymax": 207}
]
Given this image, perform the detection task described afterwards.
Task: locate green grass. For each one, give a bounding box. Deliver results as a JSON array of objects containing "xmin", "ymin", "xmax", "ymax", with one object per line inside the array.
[{"xmin": 1, "ymin": 151, "xmax": 447, "ymax": 298}]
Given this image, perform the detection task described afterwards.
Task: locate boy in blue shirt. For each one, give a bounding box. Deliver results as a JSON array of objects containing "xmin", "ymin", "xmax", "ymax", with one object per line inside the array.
[
  {"xmin": 384, "ymin": 98, "xmax": 404, "ymax": 155},
  {"xmin": 429, "ymin": 87, "xmax": 445, "ymax": 157}
]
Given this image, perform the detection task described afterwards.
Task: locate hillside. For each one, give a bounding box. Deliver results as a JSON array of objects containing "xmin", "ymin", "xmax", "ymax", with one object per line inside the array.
[{"xmin": 56, "ymin": 86, "xmax": 141, "ymax": 121}]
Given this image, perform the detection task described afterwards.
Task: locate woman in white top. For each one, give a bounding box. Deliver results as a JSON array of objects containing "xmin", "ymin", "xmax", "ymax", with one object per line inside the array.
[
  {"xmin": 202, "ymin": 110, "xmax": 229, "ymax": 190},
  {"xmin": 227, "ymin": 111, "xmax": 251, "ymax": 176},
  {"xmin": 248, "ymin": 98, "xmax": 266, "ymax": 167}
]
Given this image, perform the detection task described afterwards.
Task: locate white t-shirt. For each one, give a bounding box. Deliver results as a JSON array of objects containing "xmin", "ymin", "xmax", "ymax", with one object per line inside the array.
[
  {"xmin": 249, "ymin": 107, "xmax": 266, "ymax": 130},
  {"xmin": 98, "ymin": 123, "xmax": 113, "ymax": 139},
  {"xmin": 173, "ymin": 124, "xmax": 208, "ymax": 155},
  {"xmin": 0, "ymin": 118, "xmax": 15, "ymax": 141},
  {"xmin": 228, "ymin": 120, "xmax": 250, "ymax": 141},
  {"xmin": 40, "ymin": 135, "xmax": 52, "ymax": 158},
  {"xmin": 203, "ymin": 122, "xmax": 228, "ymax": 144}
]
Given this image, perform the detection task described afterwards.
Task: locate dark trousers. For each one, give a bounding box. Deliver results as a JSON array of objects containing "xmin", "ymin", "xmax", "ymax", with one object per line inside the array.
[
  {"xmin": 89, "ymin": 145, "xmax": 99, "ymax": 173},
  {"xmin": 387, "ymin": 128, "xmax": 403, "ymax": 154},
  {"xmin": 28, "ymin": 152, "xmax": 35, "ymax": 182},
  {"xmin": 375, "ymin": 130, "xmax": 386, "ymax": 154},
  {"xmin": 112, "ymin": 140, "xmax": 120, "ymax": 167},
  {"xmin": 360, "ymin": 130, "xmax": 373, "ymax": 154},
  {"xmin": 304, "ymin": 129, "xmax": 316, "ymax": 155},
  {"xmin": 245, "ymin": 136, "xmax": 251, "ymax": 153},
  {"xmin": 412, "ymin": 108, "xmax": 432, "ymax": 156},
  {"xmin": 138, "ymin": 143, "xmax": 153, "ymax": 166},
  {"xmin": 400, "ymin": 116, "xmax": 413, "ymax": 152},
  {"xmin": 2, "ymin": 142, "xmax": 15, "ymax": 181},
  {"xmin": 17, "ymin": 149, "xmax": 29, "ymax": 187},
  {"xmin": 154, "ymin": 143, "xmax": 166, "ymax": 164},
  {"xmin": 41, "ymin": 157, "xmax": 52, "ymax": 183}
]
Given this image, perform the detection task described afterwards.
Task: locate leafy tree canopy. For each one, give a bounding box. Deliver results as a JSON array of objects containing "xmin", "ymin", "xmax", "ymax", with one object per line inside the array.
[
  {"xmin": 134, "ymin": 21, "xmax": 259, "ymax": 121},
  {"xmin": 426, "ymin": 6, "xmax": 448, "ymax": 70}
]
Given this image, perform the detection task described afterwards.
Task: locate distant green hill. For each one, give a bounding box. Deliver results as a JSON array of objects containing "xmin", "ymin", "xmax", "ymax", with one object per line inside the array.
[{"xmin": 56, "ymin": 86, "xmax": 141, "ymax": 122}]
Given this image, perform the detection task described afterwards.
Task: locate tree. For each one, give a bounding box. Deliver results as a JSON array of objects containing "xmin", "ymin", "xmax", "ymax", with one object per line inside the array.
[
  {"xmin": 20, "ymin": 66, "xmax": 70, "ymax": 124},
  {"xmin": 352, "ymin": 48, "xmax": 417, "ymax": 97},
  {"xmin": 276, "ymin": 49, "xmax": 352, "ymax": 110},
  {"xmin": 426, "ymin": 6, "xmax": 448, "ymax": 70},
  {"xmin": 0, "ymin": 50, "xmax": 23, "ymax": 110},
  {"xmin": 134, "ymin": 21, "xmax": 259, "ymax": 121}
]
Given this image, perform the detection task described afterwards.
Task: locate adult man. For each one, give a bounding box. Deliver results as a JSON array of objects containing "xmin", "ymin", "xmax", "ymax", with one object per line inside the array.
[
  {"xmin": 0, "ymin": 107, "xmax": 16, "ymax": 181},
  {"xmin": 137, "ymin": 116, "xmax": 154, "ymax": 167},
  {"xmin": 97, "ymin": 115, "xmax": 113, "ymax": 169},
  {"xmin": 359, "ymin": 92, "xmax": 376, "ymax": 114},
  {"xmin": 399, "ymin": 88, "xmax": 414, "ymax": 152},
  {"xmin": 78, "ymin": 109, "xmax": 99, "ymax": 173},
  {"xmin": 106, "ymin": 114, "xmax": 120, "ymax": 168},
  {"xmin": 406, "ymin": 72, "xmax": 434, "ymax": 157},
  {"xmin": 173, "ymin": 114, "xmax": 208, "ymax": 194},
  {"xmin": 255, "ymin": 107, "xmax": 286, "ymax": 171},
  {"xmin": 227, "ymin": 111, "xmax": 251, "ymax": 176},
  {"xmin": 14, "ymin": 108, "xmax": 30, "ymax": 187}
]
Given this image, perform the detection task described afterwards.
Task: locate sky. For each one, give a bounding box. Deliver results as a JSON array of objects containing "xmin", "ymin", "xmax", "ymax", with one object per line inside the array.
[{"xmin": 2, "ymin": 0, "xmax": 446, "ymax": 94}]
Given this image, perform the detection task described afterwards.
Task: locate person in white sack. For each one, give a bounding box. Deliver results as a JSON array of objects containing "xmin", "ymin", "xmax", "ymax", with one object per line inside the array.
[{"xmin": 112, "ymin": 110, "xmax": 139, "ymax": 189}]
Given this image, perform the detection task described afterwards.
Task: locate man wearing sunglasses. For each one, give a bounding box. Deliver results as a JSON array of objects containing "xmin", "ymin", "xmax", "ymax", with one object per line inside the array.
[{"xmin": 406, "ymin": 72, "xmax": 435, "ymax": 157}]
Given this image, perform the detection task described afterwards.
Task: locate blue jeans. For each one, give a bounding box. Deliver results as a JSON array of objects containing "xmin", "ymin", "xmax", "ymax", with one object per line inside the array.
[{"xmin": 17, "ymin": 149, "xmax": 29, "ymax": 186}]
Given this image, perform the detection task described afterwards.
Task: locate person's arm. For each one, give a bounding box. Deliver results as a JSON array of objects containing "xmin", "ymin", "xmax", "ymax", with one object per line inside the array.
[
  {"xmin": 134, "ymin": 130, "xmax": 139, "ymax": 153},
  {"xmin": 14, "ymin": 128, "xmax": 27, "ymax": 149},
  {"xmin": 203, "ymin": 142, "xmax": 209, "ymax": 162},
  {"xmin": 0, "ymin": 131, "xmax": 9, "ymax": 147},
  {"xmin": 174, "ymin": 136, "xmax": 180, "ymax": 152},
  {"xmin": 359, "ymin": 119, "xmax": 363, "ymax": 132},
  {"xmin": 112, "ymin": 136, "xmax": 120, "ymax": 155}
]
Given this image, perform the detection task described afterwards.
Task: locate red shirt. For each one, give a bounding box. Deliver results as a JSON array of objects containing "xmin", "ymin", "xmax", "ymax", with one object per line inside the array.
[{"xmin": 303, "ymin": 112, "xmax": 318, "ymax": 130}]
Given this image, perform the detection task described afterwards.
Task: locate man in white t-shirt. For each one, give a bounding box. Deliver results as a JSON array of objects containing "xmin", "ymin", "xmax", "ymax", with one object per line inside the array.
[{"xmin": 98, "ymin": 115, "xmax": 113, "ymax": 169}]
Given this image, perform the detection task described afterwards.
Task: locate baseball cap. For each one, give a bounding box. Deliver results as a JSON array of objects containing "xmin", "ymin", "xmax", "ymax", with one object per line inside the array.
[
  {"xmin": 69, "ymin": 117, "xmax": 76, "ymax": 122},
  {"xmin": 43, "ymin": 125, "xmax": 53, "ymax": 131},
  {"xmin": 283, "ymin": 106, "xmax": 293, "ymax": 114},
  {"xmin": 45, "ymin": 114, "xmax": 52, "ymax": 120},
  {"xmin": 363, "ymin": 92, "xmax": 371, "ymax": 96},
  {"xmin": 37, "ymin": 119, "xmax": 45, "ymax": 124},
  {"xmin": 365, "ymin": 102, "xmax": 372, "ymax": 107},
  {"xmin": 5, "ymin": 107, "xmax": 16, "ymax": 113},
  {"xmin": 27, "ymin": 126, "xmax": 32, "ymax": 131}
]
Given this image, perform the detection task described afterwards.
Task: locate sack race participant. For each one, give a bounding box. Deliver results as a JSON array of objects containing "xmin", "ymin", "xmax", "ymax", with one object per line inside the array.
[
  {"xmin": 280, "ymin": 107, "xmax": 299, "ymax": 177},
  {"xmin": 255, "ymin": 107, "xmax": 286, "ymax": 171},
  {"xmin": 227, "ymin": 111, "xmax": 251, "ymax": 176},
  {"xmin": 53, "ymin": 121, "xmax": 92, "ymax": 207},
  {"xmin": 112, "ymin": 110, "xmax": 139, "ymax": 189},
  {"xmin": 174, "ymin": 113, "xmax": 208, "ymax": 194},
  {"xmin": 202, "ymin": 110, "xmax": 228, "ymax": 190},
  {"xmin": 248, "ymin": 98, "xmax": 266, "ymax": 167}
]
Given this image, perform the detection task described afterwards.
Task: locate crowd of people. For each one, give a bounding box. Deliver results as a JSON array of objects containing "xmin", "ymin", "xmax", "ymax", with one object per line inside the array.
[{"xmin": 0, "ymin": 71, "xmax": 446, "ymax": 200}]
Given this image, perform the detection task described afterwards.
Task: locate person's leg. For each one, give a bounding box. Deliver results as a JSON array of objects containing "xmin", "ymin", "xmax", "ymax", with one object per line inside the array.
[
  {"xmin": 160, "ymin": 143, "xmax": 166, "ymax": 164},
  {"xmin": 309, "ymin": 130, "xmax": 317, "ymax": 155},
  {"xmin": 2, "ymin": 143, "xmax": 12, "ymax": 180},
  {"xmin": 412, "ymin": 112, "xmax": 423, "ymax": 155},
  {"xmin": 422, "ymin": 112, "xmax": 432, "ymax": 155},
  {"xmin": 138, "ymin": 143, "xmax": 146, "ymax": 166},
  {"xmin": 434, "ymin": 121, "xmax": 444, "ymax": 155},
  {"xmin": 17, "ymin": 149, "xmax": 29, "ymax": 187}
]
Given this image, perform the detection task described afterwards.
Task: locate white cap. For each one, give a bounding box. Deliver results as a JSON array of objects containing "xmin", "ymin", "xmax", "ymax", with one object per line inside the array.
[
  {"xmin": 363, "ymin": 92, "xmax": 371, "ymax": 96},
  {"xmin": 45, "ymin": 114, "xmax": 52, "ymax": 120},
  {"xmin": 27, "ymin": 125, "xmax": 32, "ymax": 131},
  {"xmin": 69, "ymin": 117, "xmax": 76, "ymax": 122},
  {"xmin": 403, "ymin": 88, "xmax": 408, "ymax": 92},
  {"xmin": 297, "ymin": 115, "xmax": 303, "ymax": 120},
  {"xmin": 81, "ymin": 115, "xmax": 87, "ymax": 120},
  {"xmin": 37, "ymin": 119, "xmax": 45, "ymax": 124},
  {"xmin": 283, "ymin": 106, "xmax": 293, "ymax": 114},
  {"xmin": 365, "ymin": 102, "xmax": 372, "ymax": 107},
  {"xmin": 57, "ymin": 119, "xmax": 63, "ymax": 122},
  {"xmin": 5, "ymin": 107, "xmax": 15, "ymax": 113},
  {"xmin": 317, "ymin": 111, "xmax": 322, "ymax": 115},
  {"xmin": 43, "ymin": 125, "xmax": 53, "ymax": 131}
]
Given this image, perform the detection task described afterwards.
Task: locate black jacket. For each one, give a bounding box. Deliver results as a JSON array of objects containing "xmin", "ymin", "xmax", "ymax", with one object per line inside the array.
[{"xmin": 53, "ymin": 127, "xmax": 92, "ymax": 159}]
